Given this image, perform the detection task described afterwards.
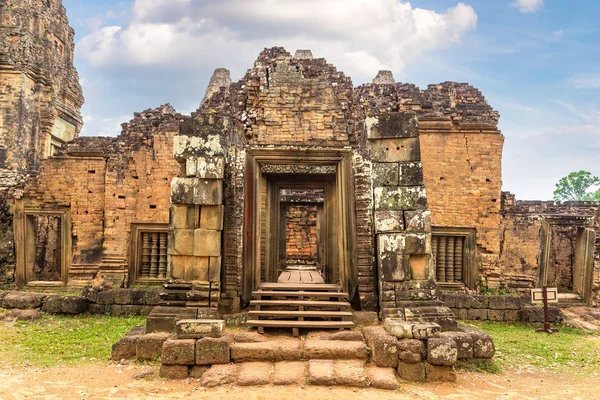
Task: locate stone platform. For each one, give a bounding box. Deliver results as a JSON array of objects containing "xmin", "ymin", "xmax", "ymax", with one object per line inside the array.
[{"xmin": 112, "ymin": 317, "xmax": 496, "ymax": 388}]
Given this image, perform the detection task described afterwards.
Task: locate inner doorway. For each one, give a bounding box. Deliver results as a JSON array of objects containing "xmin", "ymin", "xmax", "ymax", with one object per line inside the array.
[
  {"xmin": 241, "ymin": 150, "xmax": 358, "ymax": 307},
  {"xmin": 538, "ymin": 216, "xmax": 596, "ymax": 304}
]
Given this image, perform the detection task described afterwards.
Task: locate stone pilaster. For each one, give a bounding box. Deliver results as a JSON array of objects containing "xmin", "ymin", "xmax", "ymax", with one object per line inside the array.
[{"xmin": 368, "ymin": 111, "xmax": 455, "ymax": 329}]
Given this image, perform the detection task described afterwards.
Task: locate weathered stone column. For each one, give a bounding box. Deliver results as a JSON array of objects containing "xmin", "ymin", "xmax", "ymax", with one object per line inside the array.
[
  {"xmin": 368, "ymin": 112, "xmax": 455, "ymax": 329},
  {"xmin": 167, "ymin": 115, "xmax": 229, "ymax": 310}
]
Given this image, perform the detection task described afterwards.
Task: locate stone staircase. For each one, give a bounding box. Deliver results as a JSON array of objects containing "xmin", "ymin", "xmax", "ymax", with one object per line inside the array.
[
  {"xmin": 558, "ymin": 293, "xmax": 587, "ymax": 308},
  {"xmin": 245, "ymin": 282, "xmax": 355, "ymax": 336}
]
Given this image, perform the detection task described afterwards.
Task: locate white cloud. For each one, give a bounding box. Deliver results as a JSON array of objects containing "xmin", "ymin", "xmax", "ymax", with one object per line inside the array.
[
  {"xmin": 77, "ymin": 0, "xmax": 477, "ymax": 82},
  {"xmin": 510, "ymin": 0, "xmax": 543, "ymax": 14},
  {"xmin": 566, "ymin": 74, "xmax": 600, "ymax": 89}
]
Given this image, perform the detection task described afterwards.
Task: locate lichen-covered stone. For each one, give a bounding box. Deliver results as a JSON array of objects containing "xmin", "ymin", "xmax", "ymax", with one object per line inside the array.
[
  {"xmin": 195, "ymin": 334, "xmax": 231, "ymax": 365},
  {"xmin": 440, "ymin": 331, "xmax": 473, "ymax": 359},
  {"xmin": 427, "ymin": 338, "xmax": 457, "ymax": 366},
  {"xmin": 397, "ymin": 339, "xmax": 425, "ymax": 363},
  {"xmin": 175, "ymin": 319, "xmax": 224, "ymax": 339},
  {"xmin": 161, "ymin": 339, "xmax": 196, "ymax": 365},
  {"xmin": 384, "ymin": 318, "xmax": 414, "ymax": 339},
  {"xmin": 412, "ymin": 322, "xmax": 441, "ymax": 339}
]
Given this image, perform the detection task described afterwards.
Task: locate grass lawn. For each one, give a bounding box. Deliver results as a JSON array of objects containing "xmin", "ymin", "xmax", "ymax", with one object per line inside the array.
[
  {"xmin": 0, "ymin": 314, "xmax": 145, "ymax": 367},
  {"xmin": 468, "ymin": 320, "xmax": 600, "ymax": 376}
]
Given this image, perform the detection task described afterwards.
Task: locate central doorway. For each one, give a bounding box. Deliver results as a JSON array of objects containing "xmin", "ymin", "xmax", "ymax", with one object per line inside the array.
[
  {"xmin": 241, "ymin": 149, "xmax": 358, "ymax": 307},
  {"xmin": 268, "ymin": 179, "xmax": 333, "ymax": 284}
]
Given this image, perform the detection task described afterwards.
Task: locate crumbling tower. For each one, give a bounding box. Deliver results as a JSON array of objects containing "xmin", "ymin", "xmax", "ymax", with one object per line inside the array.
[{"xmin": 0, "ymin": 0, "xmax": 84, "ymax": 192}]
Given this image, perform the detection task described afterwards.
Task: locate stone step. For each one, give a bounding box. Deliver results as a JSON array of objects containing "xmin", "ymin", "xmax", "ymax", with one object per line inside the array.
[
  {"xmin": 196, "ymin": 361, "xmax": 398, "ymax": 389},
  {"xmin": 231, "ymin": 339, "xmax": 304, "ymax": 362},
  {"xmin": 303, "ymin": 338, "xmax": 368, "ymax": 360},
  {"xmin": 250, "ymin": 300, "xmax": 351, "ymax": 308},
  {"xmin": 252, "ymin": 290, "xmax": 349, "ymax": 298},
  {"xmin": 258, "ymin": 283, "xmax": 342, "ymax": 292},
  {"xmin": 248, "ymin": 310, "xmax": 353, "ymax": 319},
  {"xmin": 245, "ymin": 320, "xmax": 355, "ymax": 329}
]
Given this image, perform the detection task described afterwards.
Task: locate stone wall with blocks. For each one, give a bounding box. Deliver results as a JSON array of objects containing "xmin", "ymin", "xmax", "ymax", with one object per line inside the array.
[
  {"xmin": 364, "ymin": 111, "xmax": 435, "ymax": 315},
  {"xmin": 12, "ymin": 106, "xmax": 180, "ymax": 287},
  {"xmin": 169, "ymin": 114, "xmax": 237, "ymax": 307}
]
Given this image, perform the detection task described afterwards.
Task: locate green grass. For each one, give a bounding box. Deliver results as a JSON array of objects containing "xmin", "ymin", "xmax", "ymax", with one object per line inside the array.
[
  {"xmin": 0, "ymin": 314, "xmax": 145, "ymax": 367},
  {"xmin": 468, "ymin": 320, "xmax": 600, "ymax": 376}
]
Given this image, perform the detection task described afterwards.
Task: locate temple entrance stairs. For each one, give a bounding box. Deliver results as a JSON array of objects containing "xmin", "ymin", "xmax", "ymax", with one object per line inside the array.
[{"xmin": 245, "ymin": 282, "xmax": 355, "ymax": 336}]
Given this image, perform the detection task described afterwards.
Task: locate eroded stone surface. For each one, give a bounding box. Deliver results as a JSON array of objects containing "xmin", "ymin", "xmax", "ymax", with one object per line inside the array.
[
  {"xmin": 334, "ymin": 360, "xmax": 368, "ymax": 388},
  {"xmin": 273, "ymin": 361, "xmax": 306, "ymax": 385},
  {"xmin": 363, "ymin": 326, "xmax": 398, "ymax": 368},
  {"xmin": 237, "ymin": 362, "xmax": 273, "ymax": 386},
  {"xmin": 427, "ymin": 338, "xmax": 457, "ymax": 366},
  {"xmin": 161, "ymin": 339, "xmax": 196, "ymax": 365},
  {"xmin": 231, "ymin": 338, "xmax": 303, "ymax": 362},
  {"xmin": 175, "ymin": 319, "xmax": 224, "ymax": 339},
  {"xmin": 307, "ymin": 360, "xmax": 335, "ymax": 386},
  {"xmin": 367, "ymin": 367, "xmax": 399, "ymax": 390},
  {"xmin": 199, "ymin": 364, "xmax": 238, "ymax": 387},
  {"xmin": 303, "ymin": 339, "xmax": 368, "ymax": 360},
  {"xmin": 195, "ymin": 334, "xmax": 232, "ymax": 365}
]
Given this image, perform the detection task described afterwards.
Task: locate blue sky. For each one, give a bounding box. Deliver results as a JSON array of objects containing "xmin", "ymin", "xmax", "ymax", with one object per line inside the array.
[{"xmin": 62, "ymin": 0, "xmax": 600, "ymax": 200}]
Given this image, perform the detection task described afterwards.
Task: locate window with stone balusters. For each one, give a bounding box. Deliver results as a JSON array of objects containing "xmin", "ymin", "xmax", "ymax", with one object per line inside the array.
[
  {"xmin": 130, "ymin": 224, "xmax": 169, "ymax": 283},
  {"xmin": 431, "ymin": 229, "xmax": 476, "ymax": 289},
  {"xmin": 139, "ymin": 232, "xmax": 168, "ymax": 279}
]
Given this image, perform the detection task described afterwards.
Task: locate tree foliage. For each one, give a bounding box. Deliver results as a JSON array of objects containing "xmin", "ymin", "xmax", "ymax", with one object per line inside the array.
[{"xmin": 553, "ymin": 170, "xmax": 600, "ymax": 202}]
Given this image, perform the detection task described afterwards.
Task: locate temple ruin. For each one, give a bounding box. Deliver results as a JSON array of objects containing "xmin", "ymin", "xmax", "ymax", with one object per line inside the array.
[{"xmin": 1, "ymin": 0, "xmax": 599, "ymax": 325}]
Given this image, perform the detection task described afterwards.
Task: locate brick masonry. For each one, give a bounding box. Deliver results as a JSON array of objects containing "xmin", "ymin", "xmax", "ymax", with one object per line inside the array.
[{"xmin": 0, "ymin": 21, "xmax": 598, "ymax": 313}]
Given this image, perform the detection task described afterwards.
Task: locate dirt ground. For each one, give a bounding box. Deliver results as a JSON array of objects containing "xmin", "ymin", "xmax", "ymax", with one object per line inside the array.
[{"xmin": 0, "ymin": 363, "xmax": 598, "ymax": 400}]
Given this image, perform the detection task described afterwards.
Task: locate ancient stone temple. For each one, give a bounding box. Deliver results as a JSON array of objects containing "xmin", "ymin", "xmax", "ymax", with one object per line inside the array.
[
  {"xmin": 0, "ymin": 0, "xmax": 84, "ymax": 284},
  {"xmin": 1, "ymin": 0, "xmax": 600, "ymax": 327}
]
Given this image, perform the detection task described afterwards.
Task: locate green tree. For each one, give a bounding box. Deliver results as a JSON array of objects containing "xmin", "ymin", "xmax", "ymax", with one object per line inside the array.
[{"xmin": 553, "ymin": 170, "xmax": 600, "ymax": 202}]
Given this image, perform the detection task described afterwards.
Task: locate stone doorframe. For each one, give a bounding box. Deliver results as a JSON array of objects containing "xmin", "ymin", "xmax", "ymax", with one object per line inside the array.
[
  {"xmin": 14, "ymin": 206, "xmax": 72, "ymax": 287},
  {"xmin": 537, "ymin": 215, "xmax": 596, "ymax": 304},
  {"xmin": 242, "ymin": 148, "xmax": 358, "ymax": 306}
]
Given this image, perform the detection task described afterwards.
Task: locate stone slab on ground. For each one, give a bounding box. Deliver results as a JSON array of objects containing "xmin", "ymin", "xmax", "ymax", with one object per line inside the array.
[
  {"xmin": 189, "ymin": 366, "xmax": 210, "ymax": 379},
  {"xmin": 2, "ymin": 292, "xmax": 46, "ymax": 309},
  {"xmin": 200, "ymin": 364, "xmax": 238, "ymax": 387},
  {"xmin": 161, "ymin": 339, "xmax": 196, "ymax": 365},
  {"xmin": 397, "ymin": 361, "xmax": 426, "ymax": 382},
  {"xmin": 303, "ymin": 339, "xmax": 367, "ymax": 360},
  {"xmin": 425, "ymin": 363, "xmax": 457, "ymax": 382},
  {"xmin": 175, "ymin": 319, "xmax": 224, "ymax": 339},
  {"xmin": 6, "ymin": 309, "xmax": 43, "ymax": 321},
  {"xmin": 307, "ymin": 360, "xmax": 335, "ymax": 386},
  {"xmin": 237, "ymin": 362, "xmax": 273, "ymax": 386},
  {"xmin": 333, "ymin": 360, "xmax": 368, "ymax": 388},
  {"xmin": 159, "ymin": 365, "xmax": 189, "ymax": 379},
  {"xmin": 363, "ymin": 326, "xmax": 398, "ymax": 368},
  {"xmin": 112, "ymin": 335, "xmax": 139, "ymax": 361},
  {"xmin": 273, "ymin": 361, "xmax": 306, "ymax": 385},
  {"xmin": 367, "ymin": 367, "xmax": 399, "ymax": 390},
  {"xmin": 136, "ymin": 333, "xmax": 171, "ymax": 361},
  {"xmin": 231, "ymin": 338, "xmax": 303, "ymax": 362}
]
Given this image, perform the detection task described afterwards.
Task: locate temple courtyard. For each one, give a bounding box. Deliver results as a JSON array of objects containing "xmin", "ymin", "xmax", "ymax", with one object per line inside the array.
[{"xmin": 1, "ymin": 312, "xmax": 599, "ymax": 400}]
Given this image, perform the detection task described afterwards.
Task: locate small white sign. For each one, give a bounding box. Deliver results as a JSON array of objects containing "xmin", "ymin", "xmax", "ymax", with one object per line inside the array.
[{"xmin": 531, "ymin": 287, "xmax": 558, "ymax": 304}]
